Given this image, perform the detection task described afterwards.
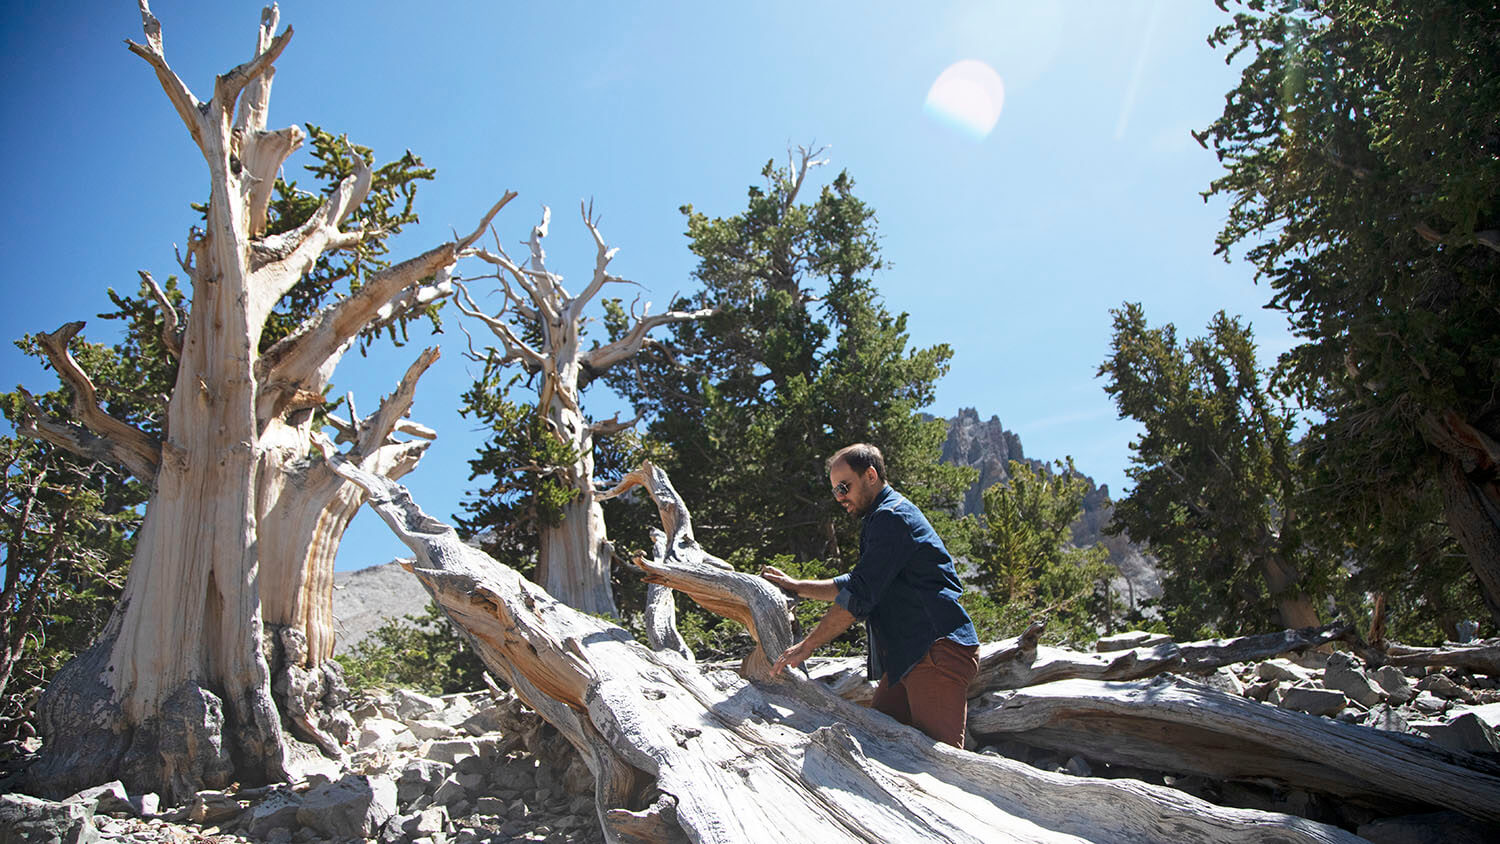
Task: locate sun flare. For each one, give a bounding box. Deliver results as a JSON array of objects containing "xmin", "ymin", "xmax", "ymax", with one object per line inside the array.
[{"xmin": 924, "ymin": 60, "xmax": 1005, "ymax": 140}]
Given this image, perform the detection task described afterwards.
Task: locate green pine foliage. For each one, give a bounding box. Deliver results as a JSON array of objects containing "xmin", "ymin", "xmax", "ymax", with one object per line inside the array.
[
  {"xmin": 334, "ymin": 604, "xmax": 488, "ymax": 696},
  {"xmin": 1099, "ymin": 303, "xmax": 1343, "ymax": 639},
  {"xmin": 964, "ymin": 459, "xmax": 1116, "ymax": 646},
  {"xmin": 1200, "ymin": 0, "xmax": 1500, "ymax": 634},
  {"xmin": 602, "ymin": 152, "xmax": 974, "ymax": 657}
]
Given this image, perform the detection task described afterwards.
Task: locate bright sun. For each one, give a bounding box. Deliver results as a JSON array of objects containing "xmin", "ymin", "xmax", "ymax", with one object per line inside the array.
[{"xmin": 924, "ymin": 60, "xmax": 1005, "ymax": 140}]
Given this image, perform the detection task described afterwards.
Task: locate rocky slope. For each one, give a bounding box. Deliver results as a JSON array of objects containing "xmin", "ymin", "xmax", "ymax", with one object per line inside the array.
[{"xmin": 332, "ymin": 562, "xmax": 435, "ymax": 656}]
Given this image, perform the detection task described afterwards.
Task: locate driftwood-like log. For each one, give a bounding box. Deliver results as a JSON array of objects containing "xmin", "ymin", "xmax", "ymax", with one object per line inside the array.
[
  {"xmin": 812, "ymin": 622, "xmax": 1352, "ymax": 704},
  {"xmin": 1380, "ymin": 640, "xmax": 1500, "ymax": 677},
  {"xmin": 595, "ymin": 462, "xmax": 792, "ymax": 678},
  {"xmin": 326, "ymin": 453, "xmax": 1360, "ymax": 843},
  {"xmin": 969, "ymin": 675, "xmax": 1500, "ymax": 823}
]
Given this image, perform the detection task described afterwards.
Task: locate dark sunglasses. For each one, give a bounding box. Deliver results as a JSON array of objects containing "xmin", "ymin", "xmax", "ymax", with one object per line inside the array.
[{"xmin": 833, "ymin": 480, "xmax": 853, "ymax": 498}]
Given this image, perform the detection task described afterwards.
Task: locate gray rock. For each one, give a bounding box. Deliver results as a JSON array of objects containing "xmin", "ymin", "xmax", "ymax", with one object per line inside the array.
[
  {"xmin": 396, "ymin": 688, "xmax": 446, "ymax": 721},
  {"xmin": 424, "ymin": 738, "xmax": 483, "ymax": 765},
  {"xmin": 404, "ymin": 805, "xmax": 449, "ymax": 835},
  {"xmin": 432, "ymin": 774, "xmax": 469, "ymax": 806},
  {"xmin": 296, "ymin": 773, "xmax": 397, "ymax": 840},
  {"xmin": 1278, "ymin": 686, "xmax": 1348, "ymax": 717},
  {"xmin": 408, "ymin": 719, "xmax": 460, "ymax": 741},
  {"xmin": 63, "ymin": 780, "xmax": 135, "ymax": 818},
  {"xmin": 1063, "ymin": 756, "xmax": 1093, "ymax": 777},
  {"xmin": 1412, "ymin": 691, "xmax": 1448, "ymax": 714},
  {"xmin": 1418, "ymin": 673, "xmax": 1475, "ymax": 703},
  {"xmin": 1324, "ymin": 653, "xmax": 1385, "ymax": 707},
  {"xmin": 1257, "ymin": 659, "xmax": 1313, "ymax": 683},
  {"xmin": 398, "ymin": 758, "xmax": 454, "ymax": 805},
  {"xmin": 1374, "ymin": 665, "xmax": 1415, "ymax": 704},
  {"xmin": 1364, "ymin": 703, "xmax": 1412, "ymax": 734},
  {"xmin": 473, "ymin": 796, "xmax": 509, "ymax": 816},
  {"xmin": 187, "ymin": 790, "xmax": 243, "ymax": 824},
  {"xmin": 1414, "ymin": 712, "xmax": 1500, "ymax": 755},
  {"xmin": 1244, "ymin": 679, "xmax": 1278, "ymax": 702},
  {"xmin": 244, "ymin": 791, "xmax": 303, "ymax": 837},
  {"xmin": 360, "ymin": 715, "xmax": 414, "ymax": 749},
  {"xmin": 1201, "ymin": 666, "xmax": 1246, "ymax": 697},
  {"xmin": 0, "ymin": 793, "xmax": 100, "ymax": 844},
  {"xmin": 461, "ymin": 704, "xmax": 506, "ymax": 736}
]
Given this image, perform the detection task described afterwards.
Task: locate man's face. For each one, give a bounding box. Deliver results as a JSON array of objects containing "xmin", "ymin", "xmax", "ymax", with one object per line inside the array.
[{"xmin": 830, "ymin": 460, "xmax": 880, "ymax": 517}]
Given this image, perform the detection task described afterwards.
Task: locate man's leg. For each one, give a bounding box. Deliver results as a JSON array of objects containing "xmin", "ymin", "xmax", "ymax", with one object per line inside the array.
[
  {"xmin": 902, "ymin": 638, "xmax": 980, "ymax": 748},
  {"xmin": 870, "ymin": 673, "xmax": 912, "ymax": 726}
]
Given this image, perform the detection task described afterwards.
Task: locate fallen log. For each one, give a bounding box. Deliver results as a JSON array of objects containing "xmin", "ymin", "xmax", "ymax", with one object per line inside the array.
[
  {"xmin": 324, "ymin": 450, "xmax": 1360, "ymax": 842},
  {"xmin": 1380, "ymin": 640, "xmax": 1500, "ymax": 677},
  {"xmin": 809, "ymin": 622, "xmax": 1353, "ymax": 704},
  {"xmin": 969, "ymin": 674, "xmax": 1500, "ymax": 824}
]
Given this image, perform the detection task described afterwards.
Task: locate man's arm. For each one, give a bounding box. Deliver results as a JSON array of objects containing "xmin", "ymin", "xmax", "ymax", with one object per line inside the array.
[
  {"xmin": 760, "ymin": 565, "xmax": 838, "ymax": 601},
  {"xmin": 769, "ymin": 603, "xmax": 856, "ymax": 677}
]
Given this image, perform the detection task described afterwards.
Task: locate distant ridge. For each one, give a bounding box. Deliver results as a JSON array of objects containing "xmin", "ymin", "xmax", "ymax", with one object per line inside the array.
[{"xmin": 939, "ymin": 408, "xmax": 1162, "ymax": 609}]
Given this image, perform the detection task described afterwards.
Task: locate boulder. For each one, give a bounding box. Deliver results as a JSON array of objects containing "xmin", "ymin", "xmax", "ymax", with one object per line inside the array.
[
  {"xmin": 1257, "ymin": 659, "xmax": 1314, "ymax": 683},
  {"xmin": 1412, "ymin": 712, "xmax": 1500, "ymax": 755},
  {"xmin": 360, "ymin": 715, "xmax": 415, "ymax": 749},
  {"xmin": 1419, "ymin": 673, "xmax": 1476, "ymax": 704},
  {"xmin": 1324, "ymin": 653, "xmax": 1385, "ymax": 708},
  {"xmin": 296, "ymin": 774, "xmax": 397, "ymax": 840},
  {"xmin": 243, "ymin": 791, "xmax": 302, "ymax": 837},
  {"xmin": 1202, "ymin": 666, "xmax": 1246, "ymax": 697},
  {"xmin": 0, "ymin": 793, "xmax": 99, "ymax": 844},
  {"xmin": 1374, "ymin": 665, "xmax": 1416, "ymax": 705},
  {"xmin": 395, "ymin": 688, "xmax": 446, "ymax": 721},
  {"xmin": 407, "ymin": 719, "xmax": 460, "ymax": 741},
  {"xmin": 423, "ymin": 737, "xmax": 483, "ymax": 765},
  {"xmin": 1277, "ymin": 685, "xmax": 1348, "ymax": 717},
  {"xmin": 63, "ymin": 780, "xmax": 136, "ymax": 818}
]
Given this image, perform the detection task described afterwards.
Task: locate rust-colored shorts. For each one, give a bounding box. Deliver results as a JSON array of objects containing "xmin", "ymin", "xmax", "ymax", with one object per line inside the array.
[{"xmin": 870, "ymin": 637, "xmax": 980, "ymax": 748}]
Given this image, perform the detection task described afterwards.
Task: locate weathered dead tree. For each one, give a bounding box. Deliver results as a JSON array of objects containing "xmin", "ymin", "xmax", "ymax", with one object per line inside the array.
[
  {"xmin": 20, "ymin": 3, "xmax": 511, "ymax": 801},
  {"xmin": 453, "ymin": 211, "xmax": 713, "ymax": 617},
  {"xmin": 325, "ymin": 454, "xmax": 1360, "ymax": 842},
  {"xmin": 969, "ymin": 675, "xmax": 1500, "ymax": 824},
  {"xmin": 1378, "ymin": 639, "xmax": 1500, "ymax": 677},
  {"xmin": 807, "ymin": 621, "xmax": 1354, "ymax": 705}
]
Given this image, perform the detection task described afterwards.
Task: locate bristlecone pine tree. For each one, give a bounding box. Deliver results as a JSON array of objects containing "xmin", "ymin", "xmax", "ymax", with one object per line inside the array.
[
  {"xmin": 451, "ymin": 205, "xmax": 714, "ymax": 617},
  {"xmin": 17, "ymin": 2, "xmax": 511, "ymax": 800}
]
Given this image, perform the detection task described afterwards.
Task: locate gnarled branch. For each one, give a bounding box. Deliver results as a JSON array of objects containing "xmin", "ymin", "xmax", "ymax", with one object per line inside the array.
[{"xmin": 24, "ymin": 322, "xmax": 162, "ymax": 483}]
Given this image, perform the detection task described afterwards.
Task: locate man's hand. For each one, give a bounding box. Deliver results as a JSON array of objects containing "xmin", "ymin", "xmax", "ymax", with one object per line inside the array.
[
  {"xmin": 760, "ymin": 565, "xmax": 799, "ymax": 596},
  {"xmin": 770, "ymin": 638, "xmax": 814, "ymax": 677}
]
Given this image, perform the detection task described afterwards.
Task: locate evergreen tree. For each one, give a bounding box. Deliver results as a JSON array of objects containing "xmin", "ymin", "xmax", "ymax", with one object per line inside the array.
[
  {"xmin": 607, "ymin": 149, "xmax": 973, "ymax": 575},
  {"xmin": 1099, "ymin": 304, "xmax": 1338, "ymax": 637},
  {"xmin": 964, "ymin": 458, "xmax": 1115, "ymax": 645},
  {"xmin": 1200, "ymin": 0, "xmax": 1500, "ymax": 625}
]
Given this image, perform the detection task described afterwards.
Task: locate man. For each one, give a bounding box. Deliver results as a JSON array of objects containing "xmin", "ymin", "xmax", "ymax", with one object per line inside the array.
[{"xmin": 761, "ymin": 443, "xmax": 980, "ymax": 748}]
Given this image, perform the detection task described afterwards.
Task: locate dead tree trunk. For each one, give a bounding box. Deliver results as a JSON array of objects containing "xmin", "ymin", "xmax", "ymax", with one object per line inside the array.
[
  {"xmin": 454, "ymin": 208, "xmax": 713, "ymax": 616},
  {"xmin": 969, "ymin": 675, "xmax": 1500, "ymax": 824},
  {"xmin": 807, "ymin": 622, "xmax": 1354, "ymax": 705},
  {"xmin": 20, "ymin": 2, "xmax": 511, "ymax": 802},
  {"xmin": 326, "ymin": 454, "xmax": 1361, "ymax": 843},
  {"xmin": 1423, "ymin": 410, "xmax": 1500, "ymax": 626}
]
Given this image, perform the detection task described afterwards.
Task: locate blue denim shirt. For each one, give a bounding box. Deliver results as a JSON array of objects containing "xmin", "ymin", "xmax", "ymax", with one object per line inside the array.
[{"xmin": 832, "ymin": 485, "xmax": 978, "ymax": 683}]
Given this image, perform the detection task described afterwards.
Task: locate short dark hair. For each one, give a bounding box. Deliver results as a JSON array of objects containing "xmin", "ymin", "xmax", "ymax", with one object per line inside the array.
[{"xmin": 827, "ymin": 443, "xmax": 886, "ymax": 482}]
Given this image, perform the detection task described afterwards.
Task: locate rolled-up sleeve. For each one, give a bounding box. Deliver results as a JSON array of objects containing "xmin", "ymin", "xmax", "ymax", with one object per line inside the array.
[{"xmin": 833, "ymin": 509, "xmax": 909, "ymax": 619}]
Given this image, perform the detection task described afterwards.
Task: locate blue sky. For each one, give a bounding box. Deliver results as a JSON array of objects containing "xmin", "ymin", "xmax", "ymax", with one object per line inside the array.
[{"xmin": 0, "ymin": 1, "xmax": 1288, "ymax": 572}]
